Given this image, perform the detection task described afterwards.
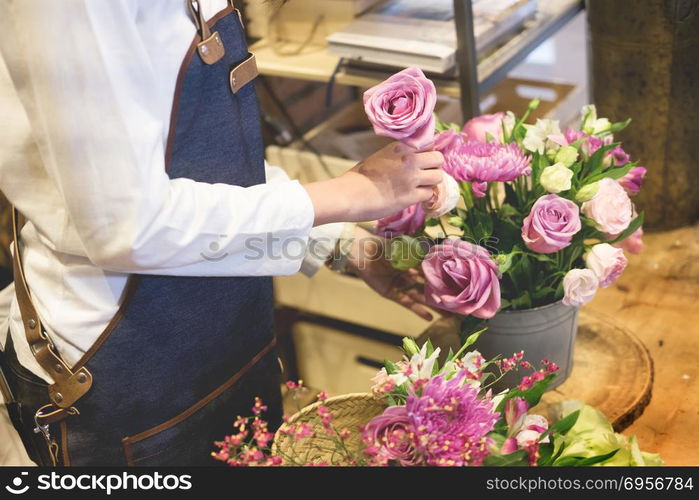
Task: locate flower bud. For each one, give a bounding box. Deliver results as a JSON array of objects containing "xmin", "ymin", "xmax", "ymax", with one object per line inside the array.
[
  {"xmin": 390, "ymin": 235, "xmax": 427, "ymax": 271},
  {"xmin": 575, "ymin": 181, "xmax": 600, "ymax": 203},
  {"xmin": 554, "ymin": 146, "xmax": 579, "ymax": 167}
]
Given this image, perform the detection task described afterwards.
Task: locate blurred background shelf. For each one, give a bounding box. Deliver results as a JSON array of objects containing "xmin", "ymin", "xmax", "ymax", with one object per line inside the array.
[{"xmin": 251, "ymin": 0, "xmax": 584, "ymax": 116}]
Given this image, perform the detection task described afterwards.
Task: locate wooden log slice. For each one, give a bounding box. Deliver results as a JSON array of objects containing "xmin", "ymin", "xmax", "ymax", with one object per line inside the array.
[{"xmin": 535, "ymin": 310, "xmax": 654, "ymax": 432}]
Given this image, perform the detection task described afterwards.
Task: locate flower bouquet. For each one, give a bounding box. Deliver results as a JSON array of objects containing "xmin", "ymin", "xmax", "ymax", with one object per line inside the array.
[
  {"xmin": 213, "ymin": 332, "xmax": 662, "ymax": 467},
  {"xmin": 363, "ymin": 67, "xmax": 647, "ymax": 387}
]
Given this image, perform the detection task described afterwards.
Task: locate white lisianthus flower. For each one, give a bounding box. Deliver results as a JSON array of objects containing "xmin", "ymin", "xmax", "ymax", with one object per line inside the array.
[
  {"xmin": 540, "ymin": 162, "xmax": 573, "ymax": 193},
  {"xmin": 562, "ymin": 268, "xmax": 599, "ymax": 307},
  {"xmin": 423, "ymin": 172, "xmax": 461, "ymax": 217},
  {"xmin": 581, "ymin": 104, "xmax": 611, "ymax": 135},
  {"xmin": 523, "ymin": 118, "xmax": 563, "ymax": 154}
]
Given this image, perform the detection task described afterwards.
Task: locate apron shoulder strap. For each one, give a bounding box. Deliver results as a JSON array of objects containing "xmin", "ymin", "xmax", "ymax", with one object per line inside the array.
[{"xmin": 11, "ymin": 208, "xmax": 92, "ymax": 409}]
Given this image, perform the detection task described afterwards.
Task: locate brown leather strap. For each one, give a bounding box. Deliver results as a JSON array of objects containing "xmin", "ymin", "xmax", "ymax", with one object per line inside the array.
[
  {"xmin": 11, "ymin": 208, "xmax": 93, "ymax": 409},
  {"xmin": 188, "ymin": 0, "xmax": 226, "ymax": 65},
  {"xmin": 229, "ymin": 53, "xmax": 258, "ymax": 94}
]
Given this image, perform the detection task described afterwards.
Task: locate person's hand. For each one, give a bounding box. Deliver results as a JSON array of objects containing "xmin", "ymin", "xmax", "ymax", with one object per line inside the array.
[
  {"xmin": 304, "ymin": 142, "xmax": 443, "ymax": 226},
  {"xmin": 344, "ymin": 225, "xmax": 435, "ymax": 321}
]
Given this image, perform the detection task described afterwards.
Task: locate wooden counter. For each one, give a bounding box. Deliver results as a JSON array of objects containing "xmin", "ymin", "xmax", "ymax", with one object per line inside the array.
[{"xmin": 584, "ymin": 224, "xmax": 699, "ymax": 465}]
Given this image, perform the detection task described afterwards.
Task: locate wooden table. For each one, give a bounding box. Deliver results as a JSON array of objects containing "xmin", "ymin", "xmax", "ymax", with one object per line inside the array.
[{"xmin": 583, "ymin": 224, "xmax": 699, "ymax": 465}]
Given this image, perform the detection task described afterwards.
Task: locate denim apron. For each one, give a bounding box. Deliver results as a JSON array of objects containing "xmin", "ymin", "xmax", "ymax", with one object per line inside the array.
[{"xmin": 4, "ymin": 3, "xmax": 281, "ymax": 466}]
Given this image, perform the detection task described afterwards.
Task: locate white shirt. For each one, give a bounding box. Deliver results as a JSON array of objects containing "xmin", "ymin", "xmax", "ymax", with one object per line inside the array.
[{"xmin": 0, "ymin": 0, "xmax": 344, "ymax": 382}]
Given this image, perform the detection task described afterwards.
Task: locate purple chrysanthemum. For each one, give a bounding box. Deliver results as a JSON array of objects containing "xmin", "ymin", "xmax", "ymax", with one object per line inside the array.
[
  {"xmin": 405, "ymin": 372, "xmax": 499, "ymax": 466},
  {"xmin": 453, "ymin": 141, "xmax": 531, "ymax": 198}
]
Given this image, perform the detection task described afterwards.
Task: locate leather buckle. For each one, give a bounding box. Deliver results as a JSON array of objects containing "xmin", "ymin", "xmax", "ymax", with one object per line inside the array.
[
  {"xmin": 197, "ymin": 31, "xmax": 225, "ymax": 65},
  {"xmin": 230, "ymin": 54, "xmax": 258, "ymax": 94}
]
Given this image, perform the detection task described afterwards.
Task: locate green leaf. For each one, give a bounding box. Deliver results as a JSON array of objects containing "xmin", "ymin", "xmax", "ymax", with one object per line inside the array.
[
  {"xmin": 608, "ymin": 118, "xmax": 631, "ymax": 133},
  {"xmin": 483, "ymin": 449, "xmax": 529, "ymax": 466},
  {"xmin": 424, "ymin": 218, "xmax": 440, "ymax": 227},
  {"xmin": 585, "ymin": 164, "xmax": 633, "ymax": 184},
  {"xmin": 497, "ymin": 373, "xmax": 556, "ymax": 412},
  {"xmin": 384, "ymin": 359, "xmax": 398, "ymax": 375},
  {"xmin": 608, "ymin": 212, "xmax": 644, "ymax": 244},
  {"xmin": 537, "ymin": 442, "xmax": 555, "ymax": 466},
  {"xmin": 586, "ymin": 143, "xmax": 619, "ymax": 176},
  {"xmin": 510, "ymin": 291, "xmax": 532, "ymax": 310},
  {"xmin": 532, "ymin": 286, "xmax": 555, "ymax": 300},
  {"xmin": 548, "ymin": 410, "xmax": 580, "ymax": 437},
  {"xmin": 574, "ymin": 449, "xmax": 620, "ymax": 466}
]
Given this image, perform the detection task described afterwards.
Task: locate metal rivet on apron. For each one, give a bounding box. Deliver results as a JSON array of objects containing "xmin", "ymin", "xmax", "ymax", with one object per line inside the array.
[
  {"xmin": 54, "ymin": 393, "xmax": 64, "ymax": 403},
  {"xmin": 77, "ymin": 373, "xmax": 88, "ymax": 383},
  {"xmin": 201, "ymin": 45, "xmax": 209, "ymax": 55},
  {"xmin": 28, "ymin": 319, "xmax": 37, "ymax": 329},
  {"xmin": 54, "ymin": 364, "xmax": 63, "ymax": 373},
  {"xmin": 231, "ymin": 77, "xmax": 237, "ymax": 88},
  {"xmin": 215, "ymin": 34, "xmax": 222, "ymax": 45}
]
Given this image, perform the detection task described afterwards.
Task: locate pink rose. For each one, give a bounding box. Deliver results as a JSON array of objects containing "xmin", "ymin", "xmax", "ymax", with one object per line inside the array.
[
  {"xmin": 585, "ymin": 243, "xmax": 628, "ymax": 287},
  {"xmin": 422, "ymin": 239, "xmax": 501, "ymax": 318},
  {"xmin": 463, "ymin": 112, "xmax": 505, "ymax": 143},
  {"xmin": 362, "ymin": 406, "xmax": 420, "ymax": 466},
  {"xmin": 363, "ymin": 67, "xmax": 437, "ymax": 150},
  {"xmin": 375, "ymin": 204, "xmax": 426, "ymax": 237},
  {"xmin": 422, "ymin": 172, "xmax": 460, "ymax": 217},
  {"xmin": 562, "ymin": 268, "xmax": 599, "ymax": 307},
  {"xmin": 581, "ymin": 178, "xmax": 633, "ymax": 235},
  {"xmin": 521, "ymin": 195, "xmax": 581, "ymax": 254},
  {"xmin": 618, "ymin": 166, "xmax": 647, "ymax": 195}
]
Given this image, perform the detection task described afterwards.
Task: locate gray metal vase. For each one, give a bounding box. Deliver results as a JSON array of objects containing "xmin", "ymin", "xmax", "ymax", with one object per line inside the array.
[{"xmin": 474, "ymin": 301, "xmax": 579, "ymax": 392}]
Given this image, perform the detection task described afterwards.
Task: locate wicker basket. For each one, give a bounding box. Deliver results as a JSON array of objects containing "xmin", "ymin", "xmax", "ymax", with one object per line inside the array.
[{"xmin": 272, "ymin": 393, "xmax": 387, "ymax": 465}]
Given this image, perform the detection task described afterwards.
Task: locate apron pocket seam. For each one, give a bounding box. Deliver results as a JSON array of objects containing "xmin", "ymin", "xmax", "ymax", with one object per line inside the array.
[{"xmin": 121, "ymin": 338, "xmax": 276, "ymax": 466}]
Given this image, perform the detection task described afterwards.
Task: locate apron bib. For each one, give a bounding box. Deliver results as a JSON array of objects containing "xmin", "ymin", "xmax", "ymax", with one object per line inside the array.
[{"xmin": 11, "ymin": 2, "xmax": 281, "ymax": 466}]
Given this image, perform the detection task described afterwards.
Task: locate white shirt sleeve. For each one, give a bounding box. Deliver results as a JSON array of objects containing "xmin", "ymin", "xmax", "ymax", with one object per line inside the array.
[
  {"xmin": 266, "ymin": 164, "xmax": 347, "ymax": 276},
  {"xmin": 0, "ymin": 0, "xmax": 318, "ymax": 278}
]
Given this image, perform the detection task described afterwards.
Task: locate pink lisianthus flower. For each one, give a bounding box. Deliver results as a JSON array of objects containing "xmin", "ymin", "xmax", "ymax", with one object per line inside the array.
[
  {"xmin": 375, "ymin": 203, "xmax": 426, "ymax": 237},
  {"xmin": 361, "ymin": 405, "xmax": 421, "ymax": 466},
  {"xmin": 613, "ymin": 226, "xmax": 644, "ymax": 254},
  {"xmin": 521, "ymin": 195, "xmax": 581, "ymax": 254},
  {"xmin": 563, "ymin": 128, "xmax": 604, "ymax": 156},
  {"xmin": 406, "ymin": 372, "xmax": 499, "ymax": 466},
  {"xmin": 421, "ymin": 239, "xmax": 501, "ymax": 319},
  {"xmin": 581, "ymin": 178, "xmax": 633, "ymax": 235},
  {"xmin": 463, "ymin": 112, "xmax": 506, "ymax": 143},
  {"xmin": 454, "ymin": 141, "xmax": 532, "ymax": 198},
  {"xmin": 618, "ymin": 166, "xmax": 647, "ymax": 195},
  {"xmin": 608, "ymin": 145, "xmax": 631, "ymax": 166},
  {"xmin": 363, "ymin": 67, "xmax": 437, "ymax": 150},
  {"xmin": 585, "ymin": 243, "xmax": 628, "ymax": 288}
]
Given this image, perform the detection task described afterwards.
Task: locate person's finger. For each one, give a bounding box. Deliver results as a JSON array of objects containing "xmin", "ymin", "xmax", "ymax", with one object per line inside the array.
[
  {"xmin": 416, "ymin": 169, "xmax": 443, "ymax": 187},
  {"xmin": 414, "ymin": 151, "xmax": 444, "ymax": 170},
  {"xmin": 415, "ymin": 186, "xmax": 435, "ymax": 203},
  {"xmin": 394, "ymin": 291, "xmax": 434, "ymax": 321},
  {"xmin": 406, "ymin": 269, "xmax": 427, "ymax": 285}
]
